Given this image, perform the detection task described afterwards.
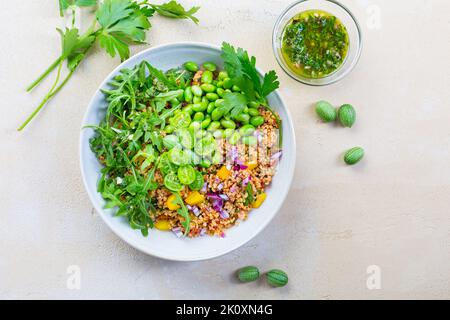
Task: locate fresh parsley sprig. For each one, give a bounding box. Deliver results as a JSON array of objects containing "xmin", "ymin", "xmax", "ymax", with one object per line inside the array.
[
  {"xmin": 221, "ymin": 42, "xmax": 280, "ymax": 104},
  {"xmin": 19, "ymin": 0, "xmax": 200, "ymax": 131}
]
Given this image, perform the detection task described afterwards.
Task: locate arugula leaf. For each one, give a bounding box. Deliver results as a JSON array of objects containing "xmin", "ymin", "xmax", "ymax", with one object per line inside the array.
[
  {"xmin": 219, "ymin": 92, "xmax": 248, "ymax": 118},
  {"xmin": 172, "ymin": 192, "xmax": 191, "ymax": 235},
  {"xmin": 221, "ymin": 42, "xmax": 280, "ymax": 102},
  {"xmin": 145, "ymin": 62, "xmax": 178, "ymax": 89},
  {"xmin": 151, "ymin": 1, "xmax": 200, "ymax": 24}
]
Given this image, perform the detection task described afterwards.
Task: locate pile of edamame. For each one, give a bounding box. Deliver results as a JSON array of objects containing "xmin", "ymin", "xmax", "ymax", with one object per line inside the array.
[{"xmin": 162, "ymin": 61, "xmax": 267, "ymax": 170}]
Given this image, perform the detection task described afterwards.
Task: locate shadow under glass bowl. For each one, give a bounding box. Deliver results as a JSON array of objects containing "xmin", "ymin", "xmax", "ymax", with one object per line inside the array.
[{"xmin": 273, "ymin": 0, "xmax": 362, "ymax": 86}]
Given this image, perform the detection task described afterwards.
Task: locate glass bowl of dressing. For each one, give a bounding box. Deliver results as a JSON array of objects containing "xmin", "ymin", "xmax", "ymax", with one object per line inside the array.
[{"xmin": 273, "ymin": 0, "xmax": 362, "ymax": 86}]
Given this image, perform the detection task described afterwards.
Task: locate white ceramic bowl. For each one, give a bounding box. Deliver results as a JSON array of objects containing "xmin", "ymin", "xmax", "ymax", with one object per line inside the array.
[{"xmin": 80, "ymin": 42, "xmax": 296, "ymax": 261}]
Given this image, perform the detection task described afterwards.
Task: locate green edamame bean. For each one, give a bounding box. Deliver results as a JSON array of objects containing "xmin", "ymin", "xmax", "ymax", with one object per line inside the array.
[
  {"xmin": 184, "ymin": 87, "xmax": 193, "ymax": 102},
  {"xmin": 239, "ymin": 124, "xmax": 255, "ymax": 136},
  {"xmin": 250, "ymin": 116, "xmax": 265, "ymax": 127},
  {"xmin": 223, "ymin": 78, "xmax": 233, "ymax": 89},
  {"xmin": 182, "ymin": 104, "xmax": 194, "ymax": 115},
  {"xmin": 221, "ymin": 119, "xmax": 236, "ymax": 129},
  {"xmin": 193, "ymin": 112, "xmax": 204, "ymax": 122},
  {"xmin": 211, "ymin": 108, "xmax": 224, "ymax": 121},
  {"xmin": 195, "ymin": 129, "xmax": 204, "ymax": 139},
  {"xmin": 191, "ymin": 85, "xmax": 203, "ymax": 97},
  {"xmin": 214, "ymin": 99, "xmax": 225, "ymax": 108},
  {"xmin": 200, "ymin": 84, "xmax": 216, "ymax": 93},
  {"xmin": 207, "ymin": 102, "xmax": 215, "ymax": 114},
  {"xmin": 192, "ymin": 102, "xmax": 207, "ymax": 112},
  {"xmin": 223, "ymin": 128, "xmax": 234, "ymax": 138},
  {"xmin": 216, "ymin": 88, "xmax": 225, "ymax": 98},
  {"xmin": 189, "ymin": 121, "xmax": 201, "ymax": 132},
  {"xmin": 201, "ymin": 118, "xmax": 212, "ymax": 129},
  {"xmin": 218, "ymin": 71, "xmax": 228, "ymax": 80},
  {"xmin": 243, "ymin": 106, "xmax": 249, "ymax": 113},
  {"xmin": 216, "ymin": 81, "xmax": 223, "ymax": 88},
  {"xmin": 206, "ymin": 93, "xmax": 219, "ymax": 101},
  {"xmin": 234, "ymin": 113, "xmax": 250, "ymax": 123},
  {"xmin": 193, "ymin": 96, "xmax": 201, "ymax": 104},
  {"xmin": 242, "ymin": 136, "xmax": 257, "ymax": 146},
  {"xmin": 232, "ymin": 85, "xmax": 241, "ymax": 92},
  {"xmin": 212, "ymin": 80, "xmax": 218, "ymax": 86},
  {"xmin": 184, "ymin": 61, "xmax": 198, "ymax": 72},
  {"xmin": 200, "ymin": 159, "xmax": 212, "ymax": 168},
  {"xmin": 248, "ymin": 101, "xmax": 260, "ymax": 108},
  {"xmin": 164, "ymin": 125, "xmax": 175, "ymax": 134},
  {"xmin": 248, "ymin": 108, "xmax": 260, "ymax": 117},
  {"xmin": 202, "ymin": 71, "xmax": 213, "ymax": 84},
  {"xmin": 203, "ymin": 62, "xmax": 217, "ymax": 72},
  {"xmin": 207, "ymin": 121, "xmax": 221, "ymax": 131},
  {"xmin": 228, "ymin": 132, "xmax": 241, "ymax": 145},
  {"xmin": 211, "ymin": 151, "xmax": 222, "ymax": 164},
  {"xmin": 170, "ymin": 98, "xmax": 179, "ymax": 106},
  {"xmin": 213, "ymin": 129, "xmax": 223, "ymax": 139}
]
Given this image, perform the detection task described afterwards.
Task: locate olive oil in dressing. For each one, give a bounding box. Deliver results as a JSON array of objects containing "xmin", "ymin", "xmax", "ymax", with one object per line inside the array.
[{"xmin": 281, "ymin": 10, "xmax": 349, "ymax": 78}]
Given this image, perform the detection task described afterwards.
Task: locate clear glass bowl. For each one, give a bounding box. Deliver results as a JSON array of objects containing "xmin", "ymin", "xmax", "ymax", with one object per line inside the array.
[{"xmin": 273, "ymin": 0, "xmax": 362, "ymax": 86}]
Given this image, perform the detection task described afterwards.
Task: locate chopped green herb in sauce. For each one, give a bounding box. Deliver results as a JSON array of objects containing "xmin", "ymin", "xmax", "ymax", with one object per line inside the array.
[{"xmin": 282, "ymin": 10, "xmax": 349, "ymax": 78}]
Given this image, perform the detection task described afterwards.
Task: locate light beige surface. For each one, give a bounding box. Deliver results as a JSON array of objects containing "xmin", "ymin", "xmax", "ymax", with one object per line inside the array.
[{"xmin": 0, "ymin": 0, "xmax": 449, "ymax": 299}]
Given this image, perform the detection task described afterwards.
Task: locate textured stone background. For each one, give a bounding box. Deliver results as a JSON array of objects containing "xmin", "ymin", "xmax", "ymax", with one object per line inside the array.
[{"xmin": 1, "ymin": 0, "xmax": 449, "ymax": 299}]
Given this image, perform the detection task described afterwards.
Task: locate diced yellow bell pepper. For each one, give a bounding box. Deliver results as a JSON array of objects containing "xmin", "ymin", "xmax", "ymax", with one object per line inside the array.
[
  {"xmin": 185, "ymin": 191, "xmax": 205, "ymax": 206},
  {"xmin": 217, "ymin": 165, "xmax": 232, "ymax": 180},
  {"xmin": 154, "ymin": 220, "xmax": 171, "ymax": 231},
  {"xmin": 246, "ymin": 161, "xmax": 258, "ymax": 170},
  {"xmin": 252, "ymin": 193, "xmax": 267, "ymax": 208},
  {"xmin": 166, "ymin": 194, "xmax": 180, "ymax": 211}
]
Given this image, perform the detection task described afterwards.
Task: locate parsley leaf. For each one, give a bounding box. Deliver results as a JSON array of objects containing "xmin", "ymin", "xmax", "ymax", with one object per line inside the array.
[
  {"xmin": 97, "ymin": 0, "xmax": 152, "ymax": 61},
  {"xmin": 59, "ymin": 0, "xmax": 98, "ymax": 16},
  {"xmin": 221, "ymin": 42, "xmax": 280, "ymax": 102},
  {"xmin": 261, "ymin": 70, "xmax": 280, "ymax": 98},
  {"xmin": 151, "ymin": 1, "xmax": 200, "ymax": 24},
  {"xmin": 57, "ymin": 28, "xmax": 96, "ymax": 70},
  {"xmin": 218, "ymin": 92, "xmax": 248, "ymax": 118}
]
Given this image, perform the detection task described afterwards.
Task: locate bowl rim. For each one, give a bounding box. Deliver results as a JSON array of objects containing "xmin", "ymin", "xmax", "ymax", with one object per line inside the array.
[
  {"xmin": 79, "ymin": 41, "xmax": 296, "ymax": 261},
  {"xmin": 272, "ymin": 0, "xmax": 363, "ymax": 86}
]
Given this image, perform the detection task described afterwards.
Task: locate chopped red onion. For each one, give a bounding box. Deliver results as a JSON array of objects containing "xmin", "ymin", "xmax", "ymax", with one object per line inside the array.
[
  {"xmin": 186, "ymin": 204, "xmax": 193, "ymax": 211},
  {"xmin": 230, "ymin": 185, "xmax": 237, "ymax": 193},
  {"xmin": 220, "ymin": 232, "xmax": 226, "ymax": 238},
  {"xmin": 219, "ymin": 194, "xmax": 229, "ymax": 201},
  {"xmin": 217, "ymin": 183, "xmax": 224, "ymax": 191},
  {"xmin": 200, "ymin": 228, "xmax": 207, "ymax": 236},
  {"xmin": 192, "ymin": 206, "xmax": 200, "ymax": 217},
  {"xmin": 172, "ymin": 227, "xmax": 183, "ymax": 238},
  {"xmin": 242, "ymin": 175, "xmax": 252, "ymax": 187},
  {"xmin": 231, "ymin": 146, "xmax": 238, "ymax": 162},
  {"xmin": 219, "ymin": 210, "xmax": 229, "ymax": 219},
  {"xmin": 226, "ymin": 163, "xmax": 232, "ymax": 171},
  {"xmin": 271, "ymin": 151, "xmax": 282, "ymax": 161},
  {"xmin": 201, "ymin": 182, "xmax": 207, "ymax": 193},
  {"xmin": 206, "ymin": 193, "xmax": 221, "ymax": 200}
]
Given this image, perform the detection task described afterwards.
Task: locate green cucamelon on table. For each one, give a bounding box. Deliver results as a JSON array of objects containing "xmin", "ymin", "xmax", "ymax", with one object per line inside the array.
[
  {"xmin": 237, "ymin": 266, "xmax": 260, "ymax": 282},
  {"xmin": 266, "ymin": 269, "xmax": 288, "ymax": 287},
  {"xmin": 315, "ymin": 100, "xmax": 337, "ymax": 122},
  {"xmin": 338, "ymin": 104, "xmax": 356, "ymax": 127},
  {"xmin": 344, "ymin": 147, "xmax": 364, "ymax": 165}
]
